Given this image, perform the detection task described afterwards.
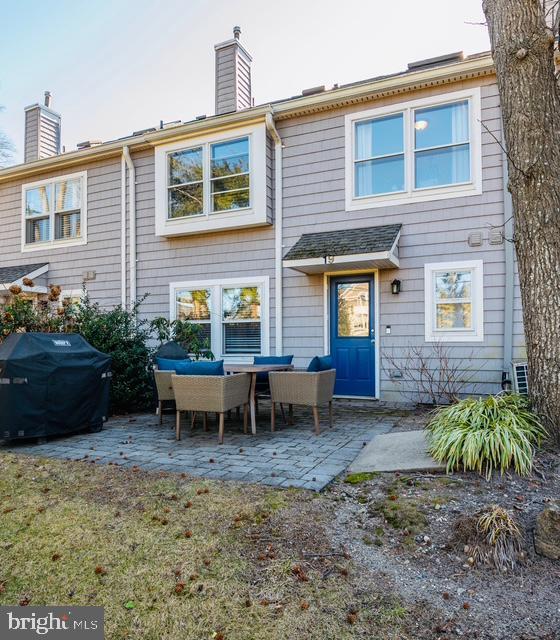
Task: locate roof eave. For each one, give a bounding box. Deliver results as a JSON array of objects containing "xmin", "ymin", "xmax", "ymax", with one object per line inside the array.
[
  {"xmin": 0, "ymin": 108, "xmax": 271, "ymax": 184},
  {"xmin": 272, "ymin": 54, "xmax": 495, "ymax": 119},
  {"xmin": 0, "ymin": 54, "xmax": 494, "ymax": 184}
]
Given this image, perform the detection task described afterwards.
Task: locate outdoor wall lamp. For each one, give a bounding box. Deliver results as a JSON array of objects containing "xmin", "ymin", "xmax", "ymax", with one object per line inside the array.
[{"xmin": 391, "ymin": 279, "xmax": 401, "ymax": 295}]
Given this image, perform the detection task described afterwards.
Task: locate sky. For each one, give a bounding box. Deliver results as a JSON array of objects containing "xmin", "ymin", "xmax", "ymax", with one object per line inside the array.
[{"xmin": 0, "ymin": 0, "xmax": 490, "ymax": 166}]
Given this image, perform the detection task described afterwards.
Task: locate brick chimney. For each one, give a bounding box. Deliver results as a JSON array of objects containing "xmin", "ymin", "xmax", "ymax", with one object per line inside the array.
[
  {"xmin": 24, "ymin": 91, "xmax": 61, "ymax": 163},
  {"xmin": 214, "ymin": 26, "xmax": 252, "ymax": 115}
]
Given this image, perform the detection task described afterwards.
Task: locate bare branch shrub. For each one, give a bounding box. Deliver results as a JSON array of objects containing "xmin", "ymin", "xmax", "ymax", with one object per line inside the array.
[{"xmin": 383, "ymin": 342, "xmax": 481, "ymax": 405}]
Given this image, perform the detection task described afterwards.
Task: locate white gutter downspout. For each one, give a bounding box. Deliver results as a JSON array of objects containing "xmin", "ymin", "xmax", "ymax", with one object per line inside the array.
[
  {"xmin": 120, "ymin": 154, "xmax": 127, "ymax": 307},
  {"xmin": 265, "ymin": 112, "xmax": 284, "ymax": 355},
  {"xmin": 122, "ymin": 146, "xmax": 137, "ymax": 306},
  {"xmin": 501, "ymin": 129, "xmax": 515, "ymax": 384}
]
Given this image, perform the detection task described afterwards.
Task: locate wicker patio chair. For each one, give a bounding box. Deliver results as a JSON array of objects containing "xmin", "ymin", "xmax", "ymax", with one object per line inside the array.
[
  {"xmin": 154, "ymin": 370, "xmax": 175, "ymax": 425},
  {"xmin": 171, "ymin": 373, "xmax": 251, "ymax": 444},
  {"xmin": 268, "ymin": 369, "xmax": 336, "ymax": 435}
]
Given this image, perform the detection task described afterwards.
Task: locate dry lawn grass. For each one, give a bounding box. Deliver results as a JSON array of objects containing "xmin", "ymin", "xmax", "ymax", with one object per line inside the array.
[{"xmin": 0, "ymin": 453, "xmax": 435, "ymax": 639}]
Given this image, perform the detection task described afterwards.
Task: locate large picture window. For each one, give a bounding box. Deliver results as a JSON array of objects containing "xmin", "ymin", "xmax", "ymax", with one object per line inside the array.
[
  {"xmin": 170, "ymin": 277, "xmax": 269, "ymax": 358},
  {"xmin": 345, "ymin": 89, "xmax": 481, "ymax": 210},
  {"xmin": 22, "ymin": 172, "xmax": 87, "ymax": 251},
  {"xmin": 424, "ymin": 260, "xmax": 484, "ymax": 342}
]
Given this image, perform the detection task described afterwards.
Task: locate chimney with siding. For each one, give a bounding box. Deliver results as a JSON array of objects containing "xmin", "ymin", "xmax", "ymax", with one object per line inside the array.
[
  {"xmin": 214, "ymin": 26, "xmax": 252, "ymax": 115},
  {"xmin": 24, "ymin": 91, "xmax": 61, "ymax": 163}
]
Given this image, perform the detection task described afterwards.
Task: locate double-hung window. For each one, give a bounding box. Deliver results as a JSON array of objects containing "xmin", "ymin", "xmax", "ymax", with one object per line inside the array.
[
  {"xmin": 424, "ymin": 260, "xmax": 484, "ymax": 342},
  {"xmin": 345, "ymin": 88, "xmax": 481, "ymax": 210},
  {"xmin": 155, "ymin": 123, "xmax": 268, "ymax": 237},
  {"xmin": 22, "ymin": 172, "xmax": 87, "ymax": 251},
  {"xmin": 167, "ymin": 137, "xmax": 250, "ymax": 219},
  {"xmin": 170, "ymin": 277, "xmax": 269, "ymax": 358}
]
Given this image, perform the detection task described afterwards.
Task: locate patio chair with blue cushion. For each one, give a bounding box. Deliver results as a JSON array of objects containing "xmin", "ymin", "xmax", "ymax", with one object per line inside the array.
[
  {"xmin": 153, "ymin": 355, "xmax": 191, "ymax": 424},
  {"xmin": 268, "ymin": 356, "xmax": 335, "ymax": 435},
  {"xmin": 171, "ymin": 361, "xmax": 251, "ymax": 444}
]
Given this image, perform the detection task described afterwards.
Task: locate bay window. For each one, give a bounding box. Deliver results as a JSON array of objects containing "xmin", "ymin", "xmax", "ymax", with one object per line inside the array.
[
  {"xmin": 155, "ymin": 123, "xmax": 268, "ymax": 237},
  {"xmin": 345, "ymin": 88, "xmax": 481, "ymax": 210},
  {"xmin": 22, "ymin": 172, "xmax": 87, "ymax": 251},
  {"xmin": 170, "ymin": 277, "xmax": 269, "ymax": 358}
]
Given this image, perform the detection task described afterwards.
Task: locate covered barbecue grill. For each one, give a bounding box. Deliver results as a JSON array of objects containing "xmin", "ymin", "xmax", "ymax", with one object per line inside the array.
[{"xmin": 0, "ymin": 333, "xmax": 112, "ymax": 440}]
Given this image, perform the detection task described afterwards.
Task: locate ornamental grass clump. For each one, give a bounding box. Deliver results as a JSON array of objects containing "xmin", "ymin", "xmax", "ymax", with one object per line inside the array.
[
  {"xmin": 454, "ymin": 505, "xmax": 524, "ymax": 572},
  {"xmin": 426, "ymin": 393, "xmax": 546, "ymax": 478}
]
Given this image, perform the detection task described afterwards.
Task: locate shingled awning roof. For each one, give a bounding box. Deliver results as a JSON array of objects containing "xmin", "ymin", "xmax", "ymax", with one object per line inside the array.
[
  {"xmin": 0, "ymin": 263, "xmax": 48, "ymax": 288},
  {"xmin": 283, "ymin": 224, "xmax": 401, "ymax": 274}
]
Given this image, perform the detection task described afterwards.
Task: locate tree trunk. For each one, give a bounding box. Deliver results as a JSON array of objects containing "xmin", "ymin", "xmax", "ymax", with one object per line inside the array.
[{"xmin": 483, "ymin": 0, "xmax": 560, "ymax": 442}]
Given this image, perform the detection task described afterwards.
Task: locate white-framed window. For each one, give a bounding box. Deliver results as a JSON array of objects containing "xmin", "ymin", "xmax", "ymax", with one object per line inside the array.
[
  {"xmin": 21, "ymin": 171, "xmax": 87, "ymax": 251},
  {"xmin": 424, "ymin": 260, "xmax": 484, "ymax": 342},
  {"xmin": 59, "ymin": 288, "xmax": 85, "ymax": 308},
  {"xmin": 155, "ymin": 123, "xmax": 268, "ymax": 237},
  {"xmin": 169, "ymin": 276, "xmax": 269, "ymax": 359},
  {"xmin": 345, "ymin": 88, "xmax": 482, "ymax": 211}
]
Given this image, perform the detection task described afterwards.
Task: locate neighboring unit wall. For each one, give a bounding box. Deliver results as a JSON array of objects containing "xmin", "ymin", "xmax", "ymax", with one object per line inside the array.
[
  {"xmin": 277, "ymin": 78, "xmax": 515, "ymax": 400},
  {"xmin": 0, "ymin": 157, "xmax": 123, "ymax": 305}
]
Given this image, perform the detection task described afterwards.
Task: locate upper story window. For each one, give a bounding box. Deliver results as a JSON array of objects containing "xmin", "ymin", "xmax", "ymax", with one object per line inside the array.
[
  {"xmin": 424, "ymin": 260, "xmax": 484, "ymax": 342},
  {"xmin": 155, "ymin": 123, "xmax": 268, "ymax": 237},
  {"xmin": 22, "ymin": 171, "xmax": 87, "ymax": 252},
  {"xmin": 345, "ymin": 88, "xmax": 481, "ymax": 211},
  {"xmin": 167, "ymin": 137, "xmax": 250, "ymax": 219},
  {"xmin": 170, "ymin": 276, "xmax": 269, "ymax": 359}
]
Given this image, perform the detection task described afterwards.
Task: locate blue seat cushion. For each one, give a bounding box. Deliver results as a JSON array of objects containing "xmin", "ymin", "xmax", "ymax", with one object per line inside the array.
[
  {"xmin": 175, "ymin": 360, "xmax": 225, "ymax": 376},
  {"xmin": 307, "ymin": 355, "xmax": 334, "ymax": 372},
  {"xmin": 156, "ymin": 357, "xmax": 190, "ymax": 372},
  {"xmin": 254, "ymin": 355, "xmax": 294, "ymax": 385}
]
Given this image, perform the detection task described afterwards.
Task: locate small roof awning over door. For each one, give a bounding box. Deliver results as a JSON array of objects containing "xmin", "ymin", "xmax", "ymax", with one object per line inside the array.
[
  {"xmin": 0, "ymin": 263, "xmax": 49, "ymax": 293},
  {"xmin": 283, "ymin": 224, "xmax": 401, "ymax": 274}
]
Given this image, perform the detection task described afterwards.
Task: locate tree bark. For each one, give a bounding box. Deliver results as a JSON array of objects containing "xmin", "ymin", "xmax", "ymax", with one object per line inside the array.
[{"xmin": 483, "ymin": 0, "xmax": 560, "ymax": 442}]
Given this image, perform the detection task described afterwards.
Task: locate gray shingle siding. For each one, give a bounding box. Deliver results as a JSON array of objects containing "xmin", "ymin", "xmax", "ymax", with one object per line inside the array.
[
  {"xmin": 0, "ymin": 73, "xmax": 525, "ymax": 402},
  {"xmin": 277, "ymin": 78, "xmax": 517, "ymax": 399}
]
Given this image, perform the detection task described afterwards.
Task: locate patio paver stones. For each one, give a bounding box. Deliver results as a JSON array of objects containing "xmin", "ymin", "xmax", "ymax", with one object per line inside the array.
[{"xmin": 4, "ymin": 401, "xmax": 397, "ymax": 491}]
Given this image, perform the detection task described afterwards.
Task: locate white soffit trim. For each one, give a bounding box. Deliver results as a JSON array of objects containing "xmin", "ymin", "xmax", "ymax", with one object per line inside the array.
[{"xmin": 283, "ymin": 250, "xmax": 399, "ymax": 274}]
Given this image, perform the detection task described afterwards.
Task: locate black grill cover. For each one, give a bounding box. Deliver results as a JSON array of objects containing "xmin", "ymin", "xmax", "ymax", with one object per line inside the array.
[{"xmin": 0, "ymin": 333, "xmax": 112, "ymax": 440}]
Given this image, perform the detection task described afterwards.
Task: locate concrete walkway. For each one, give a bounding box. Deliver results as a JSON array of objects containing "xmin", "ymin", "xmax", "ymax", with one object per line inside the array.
[
  {"xmin": 348, "ymin": 430, "xmax": 445, "ymax": 473},
  {"xmin": 4, "ymin": 401, "xmax": 397, "ymax": 491}
]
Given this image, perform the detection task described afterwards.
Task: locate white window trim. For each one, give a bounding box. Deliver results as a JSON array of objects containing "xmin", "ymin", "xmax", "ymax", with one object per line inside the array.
[
  {"xmin": 424, "ymin": 259, "xmax": 484, "ymax": 342},
  {"xmin": 169, "ymin": 276, "xmax": 270, "ymax": 360},
  {"xmin": 59, "ymin": 288, "xmax": 85, "ymax": 306},
  {"xmin": 155, "ymin": 123, "xmax": 268, "ymax": 237},
  {"xmin": 344, "ymin": 88, "xmax": 482, "ymax": 211},
  {"xmin": 21, "ymin": 171, "xmax": 88, "ymax": 252}
]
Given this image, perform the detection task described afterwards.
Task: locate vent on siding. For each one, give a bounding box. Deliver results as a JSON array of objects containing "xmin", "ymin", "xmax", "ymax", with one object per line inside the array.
[{"xmin": 512, "ymin": 362, "xmax": 529, "ymax": 395}]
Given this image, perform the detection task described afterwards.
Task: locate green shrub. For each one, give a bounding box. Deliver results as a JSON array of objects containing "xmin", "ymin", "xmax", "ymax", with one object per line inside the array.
[
  {"xmin": 426, "ymin": 394, "xmax": 546, "ymax": 478},
  {"xmin": 75, "ymin": 295, "xmax": 154, "ymax": 413}
]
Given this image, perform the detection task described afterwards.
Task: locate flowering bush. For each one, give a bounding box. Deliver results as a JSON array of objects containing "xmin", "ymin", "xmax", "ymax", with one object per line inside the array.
[{"xmin": 0, "ymin": 284, "xmax": 75, "ymax": 338}]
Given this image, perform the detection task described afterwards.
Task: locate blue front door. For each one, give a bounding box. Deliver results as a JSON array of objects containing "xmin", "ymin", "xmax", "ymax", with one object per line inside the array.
[{"xmin": 330, "ymin": 275, "xmax": 375, "ymax": 397}]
